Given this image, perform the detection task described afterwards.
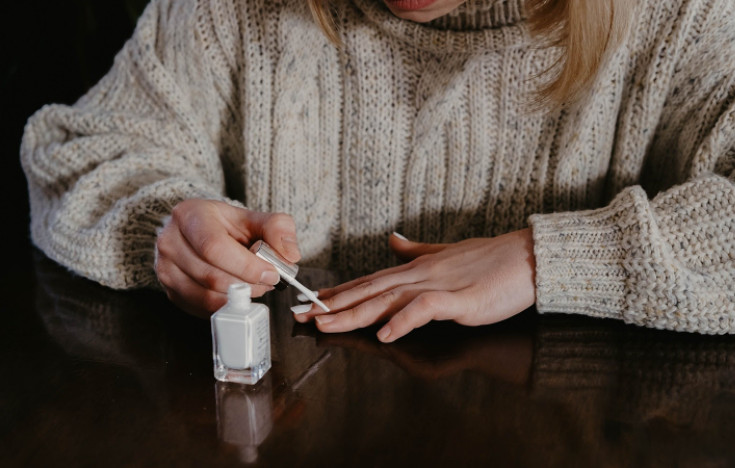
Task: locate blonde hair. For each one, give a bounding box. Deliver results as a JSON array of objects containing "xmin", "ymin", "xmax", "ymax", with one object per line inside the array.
[
  {"xmin": 527, "ymin": 0, "xmax": 633, "ymax": 106},
  {"xmin": 307, "ymin": 0, "xmax": 340, "ymax": 45},
  {"xmin": 307, "ymin": 0, "xmax": 633, "ymax": 107}
]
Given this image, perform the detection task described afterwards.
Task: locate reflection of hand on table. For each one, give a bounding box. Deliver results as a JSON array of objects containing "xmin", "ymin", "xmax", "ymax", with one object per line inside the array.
[{"xmin": 315, "ymin": 322, "xmax": 534, "ymax": 386}]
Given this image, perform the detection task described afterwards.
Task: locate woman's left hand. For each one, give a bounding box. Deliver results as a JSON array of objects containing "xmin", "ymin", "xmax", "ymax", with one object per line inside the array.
[{"xmin": 296, "ymin": 229, "xmax": 537, "ymax": 343}]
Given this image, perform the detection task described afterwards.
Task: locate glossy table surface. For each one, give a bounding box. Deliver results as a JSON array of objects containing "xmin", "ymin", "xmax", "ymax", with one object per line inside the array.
[{"xmin": 2, "ymin": 248, "xmax": 735, "ymax": 467}]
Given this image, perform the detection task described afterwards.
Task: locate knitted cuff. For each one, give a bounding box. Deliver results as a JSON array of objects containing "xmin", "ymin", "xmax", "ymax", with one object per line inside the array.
[{"xmin": 528, "ymin": 186, "xmax": 649, "ymax": 321}]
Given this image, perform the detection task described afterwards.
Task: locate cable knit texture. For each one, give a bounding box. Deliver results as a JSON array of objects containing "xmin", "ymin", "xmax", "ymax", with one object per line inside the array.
[{"xmin": 20, "ymin": 0, "xmax": 735, "ymax": 333}]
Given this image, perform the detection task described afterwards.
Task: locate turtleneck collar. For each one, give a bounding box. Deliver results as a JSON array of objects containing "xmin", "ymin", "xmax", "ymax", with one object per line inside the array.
[
  {"xmin": 350, "ymin": 0, "xmax": 530, "ymax": 55},
  {"xmin": 427, "ymin": 0, "xmax": 526, "ymax": 31}
]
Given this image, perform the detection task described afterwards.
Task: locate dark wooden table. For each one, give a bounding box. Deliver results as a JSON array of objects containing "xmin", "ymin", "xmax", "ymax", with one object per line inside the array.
[{"xmin": 2, "ymin": 247, "xmax": 735, "ymax": 467}]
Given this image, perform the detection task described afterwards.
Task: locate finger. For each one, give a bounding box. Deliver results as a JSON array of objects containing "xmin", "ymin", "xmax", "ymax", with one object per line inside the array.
[
  {"xmin": 249, "ymin": 212, "xmax": 302, "ymax": 263},
  {"xmin": 316, "ymin": 262, "xmax": 415, "ymax": 302},
  {"xmin": 158, "ymin": 225, "xmax": 257, "ymax": 294},
  {"xmin": 173, "ymin": 208, "xmax": 280, "ymax": 287},
  {"xmin": 292, "ymin": 309, "xmax": 313, "ymax": 323},
  {"xmin": 292, "ymin": 289, "xmax": 329, "ymax": 322},
  {"xmin": 314, "ymin": 286, "xmax": 418, "ymax": 333},
  {"xmin": 296, "ymin": 290, "xmax": 320, "ymax": 302},
  {"xmin": 389, "ymin": 232, "xmax": 447, "ymax": 262},
  {"xmin": 308, "ymin": 267, "xmax": 425, "ymax": 318},
  {"xmin": 159, "ymin": 262, "xmax": 228, "ymax": 317},
  {"xmin": 377, "ymin": 291, "xmax": 457, "ymax": 343},
  {"xmin": 309, "ymin": 235, "xmax": 443, "ymax": 304}
]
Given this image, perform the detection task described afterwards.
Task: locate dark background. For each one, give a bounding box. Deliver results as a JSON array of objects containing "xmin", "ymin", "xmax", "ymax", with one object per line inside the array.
[{"xmin": 2, "ymin": 0, "xmax": 149, "ymax": 250}]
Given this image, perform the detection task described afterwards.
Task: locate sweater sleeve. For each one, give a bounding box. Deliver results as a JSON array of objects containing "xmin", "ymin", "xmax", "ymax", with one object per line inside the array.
[
  {"xmin": 528, "ymin": 1, "xmax": 735, "ymax": 334},
  {"xmin": 20, "ymin": 0, "xmax": 244, "ymax": 289}
]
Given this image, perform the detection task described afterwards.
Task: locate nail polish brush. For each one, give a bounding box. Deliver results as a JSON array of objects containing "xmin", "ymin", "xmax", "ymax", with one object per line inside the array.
[{"xmin": 250, "ymin": 240, "xmax": 330, "ymax": 312}]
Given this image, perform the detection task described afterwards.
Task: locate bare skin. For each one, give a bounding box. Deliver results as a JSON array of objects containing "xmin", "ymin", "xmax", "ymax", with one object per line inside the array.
[
  {"xmin": 381, "ymin": 0, "xmax": 468, "ymax": 23},
  {"xmin": 294, "ymin": 0, "xmax": 538, "ymax": 342},
  {"xmin": 154, "ymin": 1, "xmax": 537, "ymax": 340},
  {"xmin": 155, "ymin": 199, "xmax": 301, "ymax": 317},
  {"xmin": 297, "ymin": 230, "xmax": 537, "ymax": 343}
]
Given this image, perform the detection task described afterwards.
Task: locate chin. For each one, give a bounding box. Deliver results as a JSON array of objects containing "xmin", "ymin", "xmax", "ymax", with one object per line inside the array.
[{"xmin": 389, "ymin": 10, "xmax": 439, "ymax": 22}]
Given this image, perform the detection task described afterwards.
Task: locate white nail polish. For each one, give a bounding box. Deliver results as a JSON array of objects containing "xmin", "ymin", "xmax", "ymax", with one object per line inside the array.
[
  {"xmin": 290, "ymin": 304, "xmax": 312, "ymax": 315},
  {"xmin": 211, "ymin": 283, "xmax": 271, "ymax": 385},
  {"xmin": 393, "ymin": 232, "xmax": 408, "ymax": 241},
  {"xmin": 296, "ymin": 290, "xmax": 319, "ymax": 302}
]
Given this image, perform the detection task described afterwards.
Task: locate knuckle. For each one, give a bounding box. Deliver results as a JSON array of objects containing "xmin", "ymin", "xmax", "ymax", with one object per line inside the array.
[
  {"xmin": 171, "ymin": 201, "xmax": 191, "ymax": 224},
  {"xmin": 411, "ymin": 255, "xmax": 440, "ymax": 273},
  {"xmin": 423, "ymin": 258, "xmax": 443, "ymax": 275},
  {"xmin": 349, "ymin": 306, "xmax": 374, "ymax": 329},
  {"xmin": 378, "ymin": 289, "xmax": 399, "ymax": 308},
  {"xmin": 202, "ymin": 291, "xmax": 224, "ymax": 314},
  {"xmin": 321, "ymin": 295, "xmax": 336, "ymax": 310},
  {"xmin": 268, "ymin": 212, "xmax": 296, "ymax": 230},
  {"xmin": 416, "ymin": 291, "xmax": 445, "ymax": 311},
  {"xmin": 197, "ymin": 235, "xmax": 222, "ymax": 260},
  {"xmin": 155, "ymin": 231, "xmax": 174, "ymax": 257},
  {"xmin": 155, "ymin": 230, "xmax": 166, "ymax": 248},
  {"xmin": 200, "ymin": 268, "xmax": 224, "ymax": 291},
  {"xmin": 357, "ymin": 280, "xmax": 376, "ymax": 294},
  {"xmin": 173, "ymin": 199, "xmax": 213, "ymax": 227},
  {"xmin": 155, "ymin": 262, "xmax": 171, "ymax": 287},
  {"xmin": 407, "ymin": 257, "xmax": 423, "ymax": 269}
]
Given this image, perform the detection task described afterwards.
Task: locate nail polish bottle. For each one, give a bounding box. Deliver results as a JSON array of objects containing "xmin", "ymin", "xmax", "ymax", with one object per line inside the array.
[{"xmin": 211, "ymin": 283, "xmax": 271, "ymax": 385}]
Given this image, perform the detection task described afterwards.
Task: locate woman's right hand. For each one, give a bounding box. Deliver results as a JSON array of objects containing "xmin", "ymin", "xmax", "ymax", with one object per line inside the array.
[{"xmin": 155, "ymin": 199, "xmax": 301, "ymax": 317}]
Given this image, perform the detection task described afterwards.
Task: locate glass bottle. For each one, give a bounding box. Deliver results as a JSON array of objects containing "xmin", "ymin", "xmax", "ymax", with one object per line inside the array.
[{"xmin": 211, "ymin": 283, "xmax": 271, "ymax": 385}]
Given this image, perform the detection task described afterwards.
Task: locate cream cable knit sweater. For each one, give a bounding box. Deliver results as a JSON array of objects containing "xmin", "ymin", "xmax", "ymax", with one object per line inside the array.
[{"xmin": 20, "ymin": 0, "xmax": 735, "ymax": 333}]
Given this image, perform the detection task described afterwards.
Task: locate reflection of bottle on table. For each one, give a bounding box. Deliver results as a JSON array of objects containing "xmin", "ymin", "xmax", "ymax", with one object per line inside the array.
[
  {"xmin": 216, "ymin": 376, "xmax": 275, "ymax": 464},
  {"xmin": 215, "ymin": 351, "xmax": 332, "ymax": 464}
]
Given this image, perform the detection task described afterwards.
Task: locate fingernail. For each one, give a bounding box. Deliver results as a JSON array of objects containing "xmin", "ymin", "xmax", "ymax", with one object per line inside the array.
[
  {"xmin": 315, "ymin": 315, "xmax": 335, "ymax": 325},
  {"xmin": 377, "ymin": 326, "xmax": 392, "ymax": 342},
  {"xmin": 259, "ymin": 270, "xmax": 280, "ymax": 286},
  {"xmin": 296, "ymin": 290, "xmax": 319, "ymax": 302},
  {"xmin": 392, "ymin": 232, "xmax": 408, "ymax": 241},
  {"xmin": 290, "ymin": 304, "xmax": 312, "ymax": 315}
]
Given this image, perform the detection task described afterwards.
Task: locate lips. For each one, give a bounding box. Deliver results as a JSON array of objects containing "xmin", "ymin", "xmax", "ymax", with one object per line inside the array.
[{"xmin": 383, "ymin": 0, "xmax": 438, "ymax": 11}]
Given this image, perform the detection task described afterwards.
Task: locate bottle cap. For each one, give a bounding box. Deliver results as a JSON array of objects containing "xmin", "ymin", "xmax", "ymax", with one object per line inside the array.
[{"xmin": 249, "ymin": 241, "xmax": 299, "ymax": 290}]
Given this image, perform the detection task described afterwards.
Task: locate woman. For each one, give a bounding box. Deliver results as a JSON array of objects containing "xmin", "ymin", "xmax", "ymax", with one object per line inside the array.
[{"xmin": 20, "ymin": 0, "xmax": 735, "ymax": 341}]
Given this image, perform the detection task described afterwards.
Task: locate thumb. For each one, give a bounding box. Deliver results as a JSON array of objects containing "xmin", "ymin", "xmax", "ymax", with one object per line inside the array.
[
  {"xmin": 260, "ymin": 213, "xmax": 302, "ymax": 264},
  {"xmin": 389, "ymin": 232, "xmax": 446, "ymax": 262},
  {"xmin": 244, "ymin": 211, "xmax": 302, "ymax": 263}
]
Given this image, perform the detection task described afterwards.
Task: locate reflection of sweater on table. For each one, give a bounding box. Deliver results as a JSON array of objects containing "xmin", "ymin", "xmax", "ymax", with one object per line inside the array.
[
  {"xmin": 21, "ymin": 0, "xmax": 735, "ymax": 333},
  {"xmin": 311, "ymin": 312, "xmax": 735, "ymax": 467},
  {"xmin": 35, "ymin": 254, "xmax": 735, "ymax": 467},
  {"xmin": 530, "ymin": 316, "xmax": 735, "ymax": 467}
]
